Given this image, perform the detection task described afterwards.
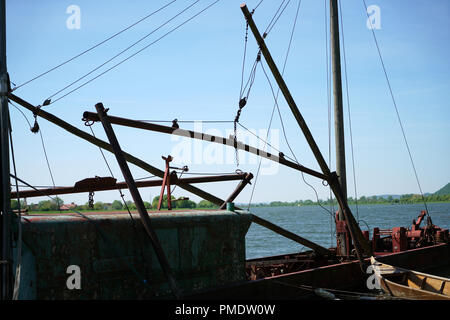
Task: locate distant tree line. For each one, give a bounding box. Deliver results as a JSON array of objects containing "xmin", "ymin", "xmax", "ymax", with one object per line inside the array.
[
  {"xmin": 249, "ymin": 193, "xmax": 450, "ymax": 207},
  {"xmin": 17, "ymin": 195, "xmax": 219, "ymax": 212},
  {"xmin": 14, "ymin": 193, "xmax": 450, "ymax": 213}
]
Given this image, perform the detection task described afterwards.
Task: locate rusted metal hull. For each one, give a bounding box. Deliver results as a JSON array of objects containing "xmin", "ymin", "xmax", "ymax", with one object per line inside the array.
[
  {"xmin": 185, "ymin": 243, "xmax": 450, "ymax": 300},
  {"xmin": 12, "ymin": 208, "xmax": 450, "ymax": 300},
  {"xmin": 13, "ymin": 210, "xmax": 252, "ymax": 299}
]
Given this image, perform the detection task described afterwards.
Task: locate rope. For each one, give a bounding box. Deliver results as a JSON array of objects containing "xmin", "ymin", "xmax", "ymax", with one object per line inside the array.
[
  {"xmin": 247, "ymin": 0, "xmax": 301, "ymax": 209},
  {"xmin": 87, "ymin": 125, "xmax": 138, "ymax": 229},
  {"xmin": 260, "ymin": 61, "xmax": 335, "ymax": 220},
  {"xmin": 9, "ymin": 101, "xmax": 33, "ymax": 129},
  {"xmin": 253, "ymin": 0, "xmax": 265, "ymax": 11},
  {"xmin": 38, "ymin": 126, "xmax": 62, "ymax": 213},
  {"xmin": 234, "ymin": 49, "xmax": 261, "ymax": 166},
  {"xmin": 361, "ymin": 0, "xmax": 430, "ymax": 218},
  {"xmin": 264, "ymin": 0, "xmax": 291, "ymax": 37},
  {"xmin": 45, "ymin": 0, "xmax": 201, "ymax": 105},
  {"xmin": 236, "ymin": 122, "xmax": 297, "ymax": 163},
  {"xmin": 139, "ymin": 120, "xmax": 233, "ymax": 123},
  {"xmin": 11, "ymin": 0, "xmax": 177, "ymax": 92},
  {"xmin": 45, "ymin": 0, "xmax": 221, "ymax": 106}
]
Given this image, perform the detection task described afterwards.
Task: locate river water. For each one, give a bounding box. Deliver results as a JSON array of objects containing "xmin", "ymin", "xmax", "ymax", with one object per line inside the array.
[{"xmin": 245, "ymin": 203, "xmax": 450, "ymax": 259}]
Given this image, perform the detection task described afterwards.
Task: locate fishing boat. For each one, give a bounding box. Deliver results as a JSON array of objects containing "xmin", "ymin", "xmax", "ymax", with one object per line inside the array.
[
  {"xmin": 1, "ymin": 1, "xmax": 449, "ymax": 300},
  {"xmin": 370, "ymin": 257, "xmax": 450, "ymax": 300}
]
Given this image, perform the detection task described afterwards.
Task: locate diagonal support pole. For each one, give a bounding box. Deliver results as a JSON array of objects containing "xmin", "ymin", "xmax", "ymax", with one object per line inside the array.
[
  {"xmin": 220, "ymin": 173, "xmax": 253, "ymax": 210},
  {"xmin": 8, "ymin": 93, "xmax": 226, "ymax": 206},
  {"xmin": 95, "ymin": 102, "xmax": 180, "ymax": 298},
  {"xmin": 9, "ymin": 94, "xmax": 334, "ymax": 257},
  {"xmin": 240, "ymin": 4, "xmax": 371, "ymax": 265}
]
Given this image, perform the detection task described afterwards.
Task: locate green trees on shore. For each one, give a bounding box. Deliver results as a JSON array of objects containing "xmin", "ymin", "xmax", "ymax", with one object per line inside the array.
[
  {"xmin": 250, "ymin": 193, "xmax": 450, "ymax": 207},
  {"xmin": 14, "ymin": 192, "xmax": 450, "ymax": 212}
]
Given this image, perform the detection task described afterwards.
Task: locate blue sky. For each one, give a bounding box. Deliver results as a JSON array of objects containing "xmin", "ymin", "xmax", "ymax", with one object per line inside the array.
[{"xmin": 6, "ymin": 0, "xmax": 450, "ymax": 206}]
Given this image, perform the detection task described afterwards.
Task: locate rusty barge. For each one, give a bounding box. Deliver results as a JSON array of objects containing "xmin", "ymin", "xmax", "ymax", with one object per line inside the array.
[{"xmin": 1, "ymin": 1, "xmax": 449, "ymax": 300}]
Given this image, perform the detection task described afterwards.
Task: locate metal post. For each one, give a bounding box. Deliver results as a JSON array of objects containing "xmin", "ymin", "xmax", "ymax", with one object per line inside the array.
[
  {"xmin": 330, "ymin": 0, "xmax": 348, "ymax": 257},
  {"xmin": 158, "ymin": 156, "xmax": 173, "ymax": 210},
  {"xmin": 0, "ymin": 0, "xmax": 12, "ymax": 300},
  {"xmin": 95, "ymin": 103, "xmax": 180, "ymax": 298},
  {"xmin": 220, "ymin": 173, "xmax": 253, "ymax": 210}
]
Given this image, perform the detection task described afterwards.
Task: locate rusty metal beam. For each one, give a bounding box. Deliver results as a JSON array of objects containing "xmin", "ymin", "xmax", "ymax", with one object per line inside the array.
[
  {"xmin": 11, "ymin": 173, "xmax": 250, "ymax": 199},
  {"xmin": 82, "ymin": 111, "xmax": 329, "ymax": 181},
  {"xmin": 8, "ymin": 93, "xmax": 227, "ymax": 206},
  {"xmin": 220, "ymin": 173, "xmax": 253, "ymax": 210},
  {"xmin": 9, "ymin": 94, "xmax": 333, "ymax": 257},
  {"xmin": 94, "ymin": 102, "xmax": 180, "ymax": 298}
]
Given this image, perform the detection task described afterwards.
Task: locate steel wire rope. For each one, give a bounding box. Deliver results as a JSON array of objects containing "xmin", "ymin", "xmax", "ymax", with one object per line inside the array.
[
  {"xmin": 11, "ymin": 0, "xmax": 177, "ymax": 92},
  {"xmin": 37, "ymin": 126, "xmax": 62, "ymax": 213},
  {"xmin": 264, "ymin": 0, "xmax": 292, "ymax": 37},
  {"xmin": 361, "ymin": 0, "xmax": 430, "ymax": 218},
  {"xmin": 235, "ymin": 0, "xmax": 292, "ymax": 167},
  {"xmin": 87, "ymin": 125, "xmax": 138, "ymax": 227},
  {"xmin": 260, "ymin": 60, "xmax": 336, "ymax": 220},
  {"xmin": 45, "ymin": 0, "xmax": 221, "ymax": 106},
  {"xmin": 86, "ymin": 124, "xmax": 154, "ymax": 273},
  {"xmin": 44, "ymin": 0, "xmax": 202, "ymax": 106},
  {"xmin": 247, "ymin": 0, "xmax": 301, "ymax": 209}
]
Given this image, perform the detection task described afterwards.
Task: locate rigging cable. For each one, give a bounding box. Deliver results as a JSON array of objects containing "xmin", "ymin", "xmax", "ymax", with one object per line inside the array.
[
  {"xmin": 86, "ymin": 124, "xmax": 139, "ymax": 229},
  {"xmin": 253, "ymin": 0, "xmax": 265, "ymax": 11},
  {"xmin": 9, "ymin": 101, "xmax": 34, "ymax": 132},
  {"xmin": 139, "ymin": 119, "xmax": 233, "ymax": 123},
  {"xmin": 247, "ymin": 0, "xmax": 301, "ymax": 209},
  {"xmin": 11, "ymin": 0, "xmax": 177, "ymax": 92},
  {"xmin": 44, "ymin": 0, "xmax": 221, "ymax": 106},
  {"xmin": 260, "ymin": 59, "xmax": 335, "ymax": 220},
  {"xmin": 44, "ymin": 0, "xmax": 201, "ymax": 106},
  {"xmin": 361, "ymin": 0, "xmax": 430, "ymax": 217},
  {"xmin": 234, "ymin": 0, "xmax": 292, "ymax": 167},
  {"xmin": 35, "ymin": 123, "xmax": 62, "ymax": 213},
  {"xmin": 264, "ymin": 0, "xmax": 292, "ymax": 37},
  {"xmin": 86, "ymin": 124, "xmax": 152, "ymax": 270}
]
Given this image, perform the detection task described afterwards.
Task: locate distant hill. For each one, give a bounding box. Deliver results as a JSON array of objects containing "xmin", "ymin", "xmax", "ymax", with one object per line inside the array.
[{"xmin": 435, "ymin": 183, "xmax": 450, "ymax": 196}]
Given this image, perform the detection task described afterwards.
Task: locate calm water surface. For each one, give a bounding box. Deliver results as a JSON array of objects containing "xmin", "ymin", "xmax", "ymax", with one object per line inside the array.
[{"xmin": 245, "ymin": 203, "xmax": 450, "ymax": 259}]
